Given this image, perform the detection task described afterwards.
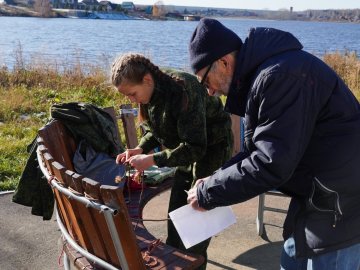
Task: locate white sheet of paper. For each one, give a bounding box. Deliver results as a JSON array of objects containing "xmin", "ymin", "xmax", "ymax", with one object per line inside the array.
[{"xmin": 169, "ymin": 204, "xmax": 236, "ymax": 249}]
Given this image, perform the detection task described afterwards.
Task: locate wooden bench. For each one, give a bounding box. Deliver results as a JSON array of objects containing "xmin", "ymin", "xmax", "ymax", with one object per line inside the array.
[{"xmin": 36, "ymin": 106, "xmax": 204, "ymax": 270}]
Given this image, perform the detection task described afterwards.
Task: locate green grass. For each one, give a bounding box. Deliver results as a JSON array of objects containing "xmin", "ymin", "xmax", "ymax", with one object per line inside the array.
[
  {"xmin": 0, "ymin": 52, "xmax": 359, "ymax": 191},
  {"xmin": 0, "ymin": 63, "xmax": 131, "ymax": 191},
  {"xmin": 0, "ymin": 120, "xmax": 39, "ymax": 189}
]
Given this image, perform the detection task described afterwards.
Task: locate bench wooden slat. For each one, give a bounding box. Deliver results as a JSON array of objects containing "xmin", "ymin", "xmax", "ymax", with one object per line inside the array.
[
  {"xmin": 51, "ymin": 161, "xmax": 94, "ymax": 251},
  {"xmin": 42, "ymin": 152, "xmax": 54, "ymax": 175},
  {"xmin": 101, "ymin": 185, "xmax": 146, "ymax": 270},
  {"xmin": 88, "ymin": 182, "xmax": 127, "ymax": 267},
  {"xmin": 52, "ymin": 188, "xmax": 74, "ymax": 240},
  {"xmin": 39, "ymin": 121, "xmax": 76, "ymax": 170},
  {"xmin": 41, "ymin": 153, "xmax": 73, "ymax": 238},
  {"xmin": 65, "ymin": 170, "xmax": 84, "ymax": 194},
  {"xmin": 165, "ymin": 251, "xmax": 205, "ymax": 270},
  {"xmin": 63, "ymin": 244, "xmax": 95, "ymax": 270},
  {"xmin": 74, "ymin": 197, "xmax": 110, "ymax": 257},
  {"xmin": 133, "ymin": 220, "xmax": 205, "ymax": 270},
  {"xmin": 65, "ymin": 170, "xmax": 84, "ymax": 193},
  {"xmin": 83, "ymin": 177, "xmax": 102, "ymax": 202},
  {"xmin": 39, "ymin": 153, "xmax": 70, "ymax": 239},
  {"xmin": 90, "ymin": 207, "xmax": 118, "ymax": 265},
  {"xmin": 137, "ymin": 236, "xmax": 156, "ymax": 250},
  {"xmin": 141, "ymin": 244, "xmax": 177, "ymax": 270},
  {"xmin": 52, "ymin": 161, "xmax": 67, "ymax": 185},
  {"xmin": 82, "ymin": 177, "xmax": 115, "ymax": 264},
  {"xmin": 120, "ymin": 104, "xmax": 138, "ymax": 149}
]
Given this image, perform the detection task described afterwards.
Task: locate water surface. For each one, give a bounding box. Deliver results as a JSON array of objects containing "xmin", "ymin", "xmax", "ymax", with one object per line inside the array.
[{"xmin": 0, "ymin": 17, "xmax": 358, "ymax": 70}]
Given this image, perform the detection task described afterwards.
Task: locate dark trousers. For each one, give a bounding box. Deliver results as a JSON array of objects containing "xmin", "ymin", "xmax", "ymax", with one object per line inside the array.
[{"xmin": 166, "ymin": 140, "xmax": 232, "ymax": 270}]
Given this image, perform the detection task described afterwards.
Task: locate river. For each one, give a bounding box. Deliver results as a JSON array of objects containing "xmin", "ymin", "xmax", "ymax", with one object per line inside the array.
[{"xmin": 0, "ymin": 16, "xmax": 359, "ymax": 71}]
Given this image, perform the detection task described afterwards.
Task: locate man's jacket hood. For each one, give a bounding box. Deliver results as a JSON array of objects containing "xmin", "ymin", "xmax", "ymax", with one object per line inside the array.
[{"xmin": 225, "ymin": 27, "xmax": 303, "ymax": 116}]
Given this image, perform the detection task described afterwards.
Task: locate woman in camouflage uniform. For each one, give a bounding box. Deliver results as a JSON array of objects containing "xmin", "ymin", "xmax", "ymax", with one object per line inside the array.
[{"xmin": 111, "ymin": 53, "xmax": 233, "ymax": 269}]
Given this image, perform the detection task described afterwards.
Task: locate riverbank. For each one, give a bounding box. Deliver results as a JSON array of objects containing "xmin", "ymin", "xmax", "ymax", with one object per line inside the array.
[
  {"xmin": 1, "ymin": 3, "xmax": 359, "ymax": 23},
  {"xmin": 53, "ymin": 9, "xmax": 144, "ymax": 20},
  {"xmin": 0, "ymin": 52, "xmax": 359, "ymax": 191},
  {"xmin": 0, "ymin": 3, "xmax": 39, "ymax": 17},
  {"xmin": 0, "ymin": 4, "xmax": 143, "ymax": 19}
]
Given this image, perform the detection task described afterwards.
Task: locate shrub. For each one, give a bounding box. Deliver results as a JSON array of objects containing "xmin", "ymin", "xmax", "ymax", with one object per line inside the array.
[{"xmin": 323, "ymin": 51, "xmax": 360, "ymax": 99}]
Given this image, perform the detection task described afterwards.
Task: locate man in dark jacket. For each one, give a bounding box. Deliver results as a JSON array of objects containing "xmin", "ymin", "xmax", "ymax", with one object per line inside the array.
[{"xmin": 187, "ymin": 18, "xmax": 360, "ymax": 270}]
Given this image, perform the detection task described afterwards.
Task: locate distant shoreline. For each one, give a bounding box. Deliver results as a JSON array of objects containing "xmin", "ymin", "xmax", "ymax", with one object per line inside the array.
[
  {"xmin": 217, "ymin": 16, "xmax": 360, "ymax": 24},
  {"xmin": 1, "ymin": 3, "xmax": 359, "ymax": 23}
]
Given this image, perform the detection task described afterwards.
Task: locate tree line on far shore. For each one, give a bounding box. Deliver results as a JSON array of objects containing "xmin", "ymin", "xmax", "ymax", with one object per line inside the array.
[{"xmin": 1, "ymin": 0, "xmax": 360, "ymax": 23}]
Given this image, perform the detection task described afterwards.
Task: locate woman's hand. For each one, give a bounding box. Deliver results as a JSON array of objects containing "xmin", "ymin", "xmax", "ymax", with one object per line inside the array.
[
  {"xmin": 116, "ymin": 148, "xmax": 143, "ymax": 164},
  {"xmin": 127, "ymin": 154, "xmax": 155, "ymax": 172}
]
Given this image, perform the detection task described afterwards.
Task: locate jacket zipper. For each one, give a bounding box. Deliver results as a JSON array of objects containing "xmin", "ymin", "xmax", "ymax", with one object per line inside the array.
[{"xmin": 310, "ymin": 177, "xmax": 343, "ymax": 227}]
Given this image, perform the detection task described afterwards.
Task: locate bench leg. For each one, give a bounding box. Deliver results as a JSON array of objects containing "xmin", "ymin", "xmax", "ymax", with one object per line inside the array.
[
  {"xmin": 256, "ymin": 194, "xmax": 265, "ymax": 236},
  {"xmin": 63, "ymin": 251, "xmax": 71, "ymax": 270}
]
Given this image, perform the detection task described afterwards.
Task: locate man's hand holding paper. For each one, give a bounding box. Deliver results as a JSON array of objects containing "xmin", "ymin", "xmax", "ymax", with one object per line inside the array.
[
  {"xmin": 186, "ymin": 177, "xmax": 208, "ymax": 211},
  {"xmin": 170, "ymin": 192, "xmax": 236, "ymax": 249},
  {"xmin": 169, "ymin": 176, "xmax": 236, "ymax": 249}
]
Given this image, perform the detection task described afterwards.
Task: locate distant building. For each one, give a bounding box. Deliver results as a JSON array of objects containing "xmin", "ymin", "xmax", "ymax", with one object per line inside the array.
[
  {"xmin": 51, "ymin": 0, "xmax": 78, "ymax": 9},
  {"xmin": 77, "ymin": 1, "xmax": 86, "ymax": 9},
  {"xmin": 79, "ymin": 0, "xmax": 98, "ymax": 10},
  {"xmin": 8, "ymin": 0, "xmax": 32, "ymax": 6},
  {"xmin": 99, "ymin": 0, "xmax": 113, "ymax": 11},
  {"xmin": 144, "ymin": 5, "xmax": 152, "ymax": 14},
  {"xmin": 121, "ymin": 1, "xmax": 134, "ymax": 11},
  {"xmin": 183, "ymin": 15, "xmax": 201, "ymax": 21},
  {"xmin": 166, "ymin": 12, "xmax": 183, "ymax": 20}
]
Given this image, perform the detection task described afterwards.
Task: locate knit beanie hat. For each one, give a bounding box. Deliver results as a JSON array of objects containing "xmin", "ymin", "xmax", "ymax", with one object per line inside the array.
[{"xmin": 189, "ymin": 18, "xmax": 243, "ymax": 73}]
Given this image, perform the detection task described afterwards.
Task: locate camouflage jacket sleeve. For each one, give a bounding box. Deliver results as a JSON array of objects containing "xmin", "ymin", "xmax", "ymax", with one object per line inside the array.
[
  {"xmin": 138, "ymin": 122, "xmax": 161, "ymax": 153},
  {"xmin": 151, "ymin": 74, "xmax": 208, "ymax": 168}
]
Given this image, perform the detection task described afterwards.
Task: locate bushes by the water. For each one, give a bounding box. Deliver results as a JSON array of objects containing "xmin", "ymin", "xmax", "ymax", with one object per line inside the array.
[{"xmin": 324, "ymin": 51, "xmax": 360, "ymax": 100}]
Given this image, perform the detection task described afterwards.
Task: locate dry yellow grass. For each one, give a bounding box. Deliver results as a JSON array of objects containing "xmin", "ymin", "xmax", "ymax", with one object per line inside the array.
[
  {"xmin": 323, "ymin": 51, "xmax": 360, "ymax": 100},
  {"xmin": 0, "ymin": 51, "xmax": 359, "ymax": 191}
]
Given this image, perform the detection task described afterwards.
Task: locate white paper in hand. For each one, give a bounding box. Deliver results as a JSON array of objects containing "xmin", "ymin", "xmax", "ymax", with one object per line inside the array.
[{"xmin": 169, "ymin": 204, "xmax": 236, "ymax": 249}]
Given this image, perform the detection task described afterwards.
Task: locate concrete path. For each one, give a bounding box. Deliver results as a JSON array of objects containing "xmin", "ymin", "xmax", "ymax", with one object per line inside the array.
[
  {"xmin": 0, "ymin": 192, "xmax": 60, "ymax": 270},
  {"xmin": 0, "ymin": 190, "xmax": 290, "ymax": 270}
]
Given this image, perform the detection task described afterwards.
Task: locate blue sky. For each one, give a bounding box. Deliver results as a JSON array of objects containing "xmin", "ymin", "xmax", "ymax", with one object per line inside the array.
[{"xmin": 129, "ymin": 1, "xmax": 359, "ymax": 11}]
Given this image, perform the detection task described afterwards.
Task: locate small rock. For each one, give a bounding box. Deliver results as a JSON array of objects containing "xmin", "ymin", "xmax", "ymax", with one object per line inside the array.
[
  {"xmin": 20, "ymin": 114, "xmax": 31, "ymax": 121},
  {"xmin": 34, "ymin": 112, "xmax": 46, "ymax": 118}
]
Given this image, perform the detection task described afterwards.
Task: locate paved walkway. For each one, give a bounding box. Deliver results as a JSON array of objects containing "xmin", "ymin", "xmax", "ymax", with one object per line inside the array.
[{"xmin": 0, "ymin": 190, "xmax": 290, "ymax": 270}]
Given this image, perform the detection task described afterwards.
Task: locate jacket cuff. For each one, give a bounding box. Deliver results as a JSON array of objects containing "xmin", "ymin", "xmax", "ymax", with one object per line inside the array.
[
  {"xmin": 196, "ymin": 165, "xmax": 238, "ymax": 209},
  {"xmin": 138, "ymin": 136, "xmax": 159, "ymax": 154},
  {"xmin": 152, "ymin": 151, "xmax": 168, "ymax": 167},
  {"xmin": 197, "ymin": 181, "xmax": 216, "ymax": 210}
]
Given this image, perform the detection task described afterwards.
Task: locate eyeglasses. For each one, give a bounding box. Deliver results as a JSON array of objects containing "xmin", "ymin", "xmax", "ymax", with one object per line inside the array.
[{"xmin": 200, "ymin": 63, "xmax": 213, "ymax": 86}]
